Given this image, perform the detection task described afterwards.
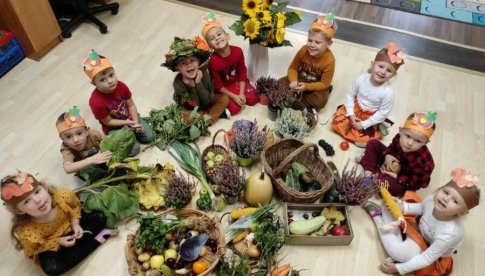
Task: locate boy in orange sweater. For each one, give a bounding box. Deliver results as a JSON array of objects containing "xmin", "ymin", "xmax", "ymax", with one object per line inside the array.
[{"xmin": 280, "ymin": 13, "xmax": 337, "ymax": 111}]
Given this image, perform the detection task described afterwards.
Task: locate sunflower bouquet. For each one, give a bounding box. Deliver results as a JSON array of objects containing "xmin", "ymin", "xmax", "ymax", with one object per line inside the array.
[{"xmin": 230, "ymin": 0, "xmax": 301, "ymax": 48}]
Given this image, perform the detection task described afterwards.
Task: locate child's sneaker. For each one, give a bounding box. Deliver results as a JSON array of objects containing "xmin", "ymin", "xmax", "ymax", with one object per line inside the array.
[
  {"xmin": 219, "ymin": 108, "xmax": 231, "ymax": 119},
  {"xmin": 304, "ymin": 107, "xmax": 318, "ymax": 128},
  {"xmin": 364, "ymin": 201, "xmax": 382, "ymax": 218}
]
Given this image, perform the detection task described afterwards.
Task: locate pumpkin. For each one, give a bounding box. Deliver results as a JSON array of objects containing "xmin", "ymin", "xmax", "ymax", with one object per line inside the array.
[{"xmin": 245, "ymin": 168, "xmax": 273, "ymax": 206}]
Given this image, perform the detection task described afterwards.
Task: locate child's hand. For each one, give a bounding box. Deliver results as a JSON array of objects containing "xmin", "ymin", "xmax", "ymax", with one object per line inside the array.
[
  {"xmin": 294, "ymin": 82, "xmax": 305, "ymax": 92},
  {"xmin": 289, "ymin": 81, "xmax": 299, "ymax": 90},
  {"xmin": 182, "ymin": 77, "xmax": 195, "ymax": 87},
  {"xmin": 59, "ymin": 235, "xmax": 76, "ymax": 247},
  {"xmin": 352, "ymin": 121, "xmax": 364, "ymax": 130},
  {"xmin": 239, "ymin": 93, "xmax": 246, "ymax": 105},
  {"xmin": 90, "ymin": 151, "xmax": 112, "ymax": 164},
  {"xmin": 380, "ymin": 262, "xmax": 398, "ymax": 274},
  {"xmin": 380, "ymin": 168, "xmax": 397, "ymax": 179},
  {"xmin": 195, "ymin": 70, "xmax": 203, "ymax": 84},
  {"xmin": 127, "ymin": 120, "xmax": 144, "ymax": 133},
  {"xmin": 231, "ymin": 93, "xmax": 245, "ymax": 106},
  {"xmin": 383, "ymin": 154, "xmax": 399, "ymax": 172},
  {"xmin": 72, "ymin": 224, "xmax": 84, "ymax": 239}
]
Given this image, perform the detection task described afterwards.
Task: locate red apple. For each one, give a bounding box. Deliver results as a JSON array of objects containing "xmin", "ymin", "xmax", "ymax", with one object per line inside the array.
[
  {"xmin": 332, "ymin": 225, "xmax": 347, "ymax": 236},
  {"xmin": 340, "ymin": 141, "xmax": 350, "ymax": 151}
]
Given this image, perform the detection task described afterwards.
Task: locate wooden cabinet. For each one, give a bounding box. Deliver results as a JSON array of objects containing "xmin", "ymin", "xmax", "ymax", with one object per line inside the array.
[{"xmin": 0, "ymin": 0, "xmax": 62, "ymax": 61}]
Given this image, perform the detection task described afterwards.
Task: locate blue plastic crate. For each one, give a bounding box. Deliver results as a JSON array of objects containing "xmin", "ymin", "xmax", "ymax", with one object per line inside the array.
[
  {"xmin": 0, "ymin": 44, "xmax": 24, "ymax": 77},
  {"xmin": 0, "ymin": 30, "xmax": 19, "ymax": 57}
]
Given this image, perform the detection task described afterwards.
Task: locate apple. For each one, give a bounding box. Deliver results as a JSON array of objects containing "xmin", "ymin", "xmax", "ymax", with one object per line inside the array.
[
  {"xmin": 214, "ymin": 154, "xmax": 225, "ymax": 163},
  {"xmin": 149, "ymin": 255, "xmax": 165, "ymax": 269},
  {"xmin": 206, "ymin": 151, "xmax": 215, "ymax": 160},
  {"xmin": 331, "ymin": 225, "xmax": 347, "ymax": 236},
  {"xmin": 164, "ymin": 248, "xmax": 177, "ymax": 261},
  {"xmin": 340, "ymin": 141, "xmax": 350, "ymax": 151},
  {"xmin": 206, "ymin": 160, "xmax": 215, "ymax": 169}
]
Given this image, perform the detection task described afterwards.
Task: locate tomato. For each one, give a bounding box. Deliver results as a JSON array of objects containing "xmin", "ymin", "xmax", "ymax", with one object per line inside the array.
[
  {"xmin": 340, "ymin": 141, "xmax": 350, "ymax": 151},
  {"xmin": 192, "ymin": 259, "xmax": 208, "ymax": 274}
]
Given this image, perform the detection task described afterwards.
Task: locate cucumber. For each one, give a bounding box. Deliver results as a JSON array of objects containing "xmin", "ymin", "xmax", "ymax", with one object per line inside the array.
[{"xmin": 289, "ymin": 216, "xmax": 326, "ymax": 235}]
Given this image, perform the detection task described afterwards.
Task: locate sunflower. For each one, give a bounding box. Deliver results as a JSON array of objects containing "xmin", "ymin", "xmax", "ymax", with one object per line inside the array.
[
  {"xmin": 276, "ymin": 28, "xmax": 286, "ymax": 44},
  {"xmin": 242, "ymin": 0, "xmax": 260, "ymax": 17},
  {"xmin": 276, "ymin": 12, "xmax": 286, "ymax": 29},
  {"xmin": 243, "ymin": 17, "xmax": 261, "ymax": 40},
  {"xmin": 257, "ymin": 10, "xmax": 272, "ymax": 25},
  {"xmin": 261, "ymin": 0, "xmax": 274, "ymax": 9}
]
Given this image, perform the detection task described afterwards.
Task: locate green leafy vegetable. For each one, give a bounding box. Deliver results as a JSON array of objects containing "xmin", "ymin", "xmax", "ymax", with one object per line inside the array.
[
  {"xmin": 144, "ymin": 104, "xmax": 211, "ymax": 150},
  {"xmin": 100, "ymin": 127, "xmax": 136, "ymax": 166},
  {"xmin": 82, "ymin": 184, "xmax": 139, "ymax": 228}
]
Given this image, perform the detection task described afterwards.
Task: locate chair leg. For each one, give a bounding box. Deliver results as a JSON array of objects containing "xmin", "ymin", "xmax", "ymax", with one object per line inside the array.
[
  {"xmin": 90, "ymin": 3, "xmax": 119, "ymax": 15},
  {"xmin": 60, "ymin": 14, "xmax": 85, "ymax": 38}
]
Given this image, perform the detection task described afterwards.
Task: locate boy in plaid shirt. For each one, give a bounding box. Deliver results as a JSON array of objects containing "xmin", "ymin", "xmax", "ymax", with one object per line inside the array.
[{"xmin": 358, "ymin": 112, "xmax": 436, "ymax": 197}]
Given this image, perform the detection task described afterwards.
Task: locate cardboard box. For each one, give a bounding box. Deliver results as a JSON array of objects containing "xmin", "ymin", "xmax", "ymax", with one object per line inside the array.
[{"xmin": 284, "ymin": 203, "xmax": 354, "ymax": 246}]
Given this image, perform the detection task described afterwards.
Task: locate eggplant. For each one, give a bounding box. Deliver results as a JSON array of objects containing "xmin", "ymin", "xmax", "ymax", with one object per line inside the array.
[
  {"xmin": 179, "ymin": 233, "xmax": 209, "ymax": 262},
  {"xmin": 320, "ymin": 178, "xmax": 341, "ymax": 203}
]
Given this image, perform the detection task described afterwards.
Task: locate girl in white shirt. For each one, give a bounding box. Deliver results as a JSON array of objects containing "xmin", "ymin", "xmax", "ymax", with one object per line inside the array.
[
  {"xmin": 365, "ymin": 168, "xmax": 480, "ymax": 275},
  {"xmin": 331, "ymin": 42, "xmax": 405, "ymax": 147}
]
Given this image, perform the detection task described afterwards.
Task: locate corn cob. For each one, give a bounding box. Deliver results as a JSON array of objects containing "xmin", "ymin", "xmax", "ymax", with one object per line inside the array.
[
  {"xmin": 230, "ymin": 207, "xmax": 259, "ymax": 220},
  {"xmin": 379, "ymin": 185, "xmax": 407, "ymax": 232},
  {"xmin": 232, "ymin": 229, "xmax": 251, "ymax": 243},
  {"xmin": 380, "ymin": 186, "xmax": 403, "ymax": 219}
]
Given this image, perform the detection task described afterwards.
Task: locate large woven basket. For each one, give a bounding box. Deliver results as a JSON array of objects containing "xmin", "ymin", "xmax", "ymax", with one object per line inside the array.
[
  {"xmin": 261, "ymin": 139, "xmax": 334, "ymax": 203},
  {"xmin": 125, "ymin": 209, "xmax": 224, "ymax": 276},
  {"xmin": 202, "ymin": 129, "xmax": 231, "ymax": 183}
]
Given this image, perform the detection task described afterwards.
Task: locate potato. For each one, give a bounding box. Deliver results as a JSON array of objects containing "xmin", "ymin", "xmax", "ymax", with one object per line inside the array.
[
  {"xmin": 142, "ymin": 261, "xmax": 150, "ymax": 271},
  {"xmin": 138, "ymin": 252, "xmax": 151, "ymax": 263}
]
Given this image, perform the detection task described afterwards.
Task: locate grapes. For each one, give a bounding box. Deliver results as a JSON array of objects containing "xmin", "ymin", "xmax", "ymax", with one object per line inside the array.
[
  {"xmin": 303, "ymin": 213, "xmax": 309, "ymax": 219},
  {"xmin": 312, "ymin": 211, "xmax": 320, "ymax": 217},
  {"xmin": 165, "ymin": 258, "xmax": 176, "ymax": 269},
  {"xmin": 318, "ymin": 139, "xmax": 335, "ymax": 157},
  {"xmin": 175, "ymin": 259, "xmax": 185, "ymax": 269},
  {"xmin": 206, "ymin": 238, "xmax": 217, "ymax": 247},
  {"xmin": 210, "ymin": 245, "xmax": 218, "ymax": 253},
  {"xmin": 287, "ymin": 211, "xmax": 294, "ymax": 218}
]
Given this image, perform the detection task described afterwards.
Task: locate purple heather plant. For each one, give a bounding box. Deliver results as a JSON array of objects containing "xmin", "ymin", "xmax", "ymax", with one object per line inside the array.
[
  {"xmin": 164, "ymin": 173, "xmax": 196, "ymax": 210},
  {"xmin": 230, "ymin": 119, "xmax": 268, "ymax": 159},
  {"xmin": 337, "ymin": 160, "xmax": 379, "ymax": 205},
  {"xmin": 211, "ymin": 161, "xmax": 245, "ymax": 197},
  {"xmin": 255, "ymin": 76, "xmax": 298, "ymax": 108}
]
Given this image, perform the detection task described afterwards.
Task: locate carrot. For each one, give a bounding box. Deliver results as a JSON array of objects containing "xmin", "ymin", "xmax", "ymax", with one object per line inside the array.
[
  {"xmin": 277, "ymin": 266, "xmax": 292, "ymax": 276},
  {"xmin": 230, "ymin": 207, "xmax": 259, "ymax": 220},
  {"xmin": 271, "ymin": 263, "xmax": 291, "ymax": 276}
]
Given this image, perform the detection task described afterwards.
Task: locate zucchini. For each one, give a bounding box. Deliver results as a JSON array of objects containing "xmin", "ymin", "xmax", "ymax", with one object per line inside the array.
[
  {"xmin": 327, "ymin": 161, "xmax": 340, "ymax": 179},
  {"xmin": 288, "ymin": 216, "xmax": 326, "ymax": 235}
]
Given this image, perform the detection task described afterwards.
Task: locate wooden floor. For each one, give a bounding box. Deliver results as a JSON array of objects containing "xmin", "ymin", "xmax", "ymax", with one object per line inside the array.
[{"xmin": 0, "ymin": 0, "xmax": 484, "ymax": 275}]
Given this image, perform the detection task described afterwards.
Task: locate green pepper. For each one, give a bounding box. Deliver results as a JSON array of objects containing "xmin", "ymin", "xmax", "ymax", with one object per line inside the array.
[{"xmin": 196, "ymin": 192, "xmax": 212, "ymax": 210}]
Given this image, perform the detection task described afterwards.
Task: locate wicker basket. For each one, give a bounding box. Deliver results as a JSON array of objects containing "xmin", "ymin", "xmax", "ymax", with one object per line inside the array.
[
  {"xmin": 202, "ymin": 129, "xmax": 231, "ymax": 183},
  {"xmin": 125, "ymin": 209, "xmax": 224, "ymax": 276},
  {"xmin": 261, "ymin": 139, "xmax": 334, "ymax": 203}
]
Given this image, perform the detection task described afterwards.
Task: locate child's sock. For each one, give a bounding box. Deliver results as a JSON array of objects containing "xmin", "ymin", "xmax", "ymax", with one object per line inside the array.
[{"xmin": 94, "ymin": 228, "xmax": 119, "ymax": 244}]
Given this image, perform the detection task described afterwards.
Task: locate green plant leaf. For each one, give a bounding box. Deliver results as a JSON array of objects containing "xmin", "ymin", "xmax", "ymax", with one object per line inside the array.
[
  {"xmin": 100, "ymin": 127, "xmax": 136, "ymax": 166},
  {"xmin": 79, "ymin": 167, "xmax": 110, "ymax": 184},
  {"xmin": 104, "ymin": 212, "xmax": 117, "ymax": 229},
  {"xmin": 189, "ymin": 125, "xmax": 201, "ymax": 141},
  {"xmin": 100, "ymin": 184, "xmax": 139, "ymax": 217},
  {"xmin": 229, "ymin": 21, "xmax": 244, "ymax": 36},
  {"xmin": 83, "ymin": 193, "xmax": 106, "ymax": 213},
  {"xmin": 285, "ymin": 12, "xmax": 302, "ymax": 26}
]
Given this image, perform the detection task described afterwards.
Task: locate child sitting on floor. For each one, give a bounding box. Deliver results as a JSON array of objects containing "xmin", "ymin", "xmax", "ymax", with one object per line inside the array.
[
  {"xmin": 332, "ymin": 42, "xmax": 406, "ymax": 147},
  {"xmin": 84, "ymin": 50, "xmax": 153, "ymax": 156},
  {"xmin": 201, "ymin": 12, "xmax": 260, "ymax": 116},
  {"xmin": 365, "ymin": 168, "xmax": 480, "ymax": 275},
  {"xmin": 358, "ymin": 112, "xmax": 437, "ymax": 197},
  {"xmin": 1, "ymin": 172, "xmax": 118, "ymax": 275},
  {"xmin": 56, "ymin": 106, "xmax": 111, "ymax": 177},
  {"xmin": 280, "ymin": 13, "xmax": 337, "ymax": 111},
  {"xmin": 162, "ymin": 36, "xmax": 230, "ymax": 124}
]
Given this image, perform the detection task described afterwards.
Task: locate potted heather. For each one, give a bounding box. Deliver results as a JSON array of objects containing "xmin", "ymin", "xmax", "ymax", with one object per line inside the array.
[
  {"xmin": 210, "ymin": 160, "xmax": 246, "ymax": 204},
  {"xmin": 274, "ymin": 108, "xmax": 310, "ymax": 139},
  {"xmin": 164, "ymin": 173, "xmax": 196, "ymax": 210},
  {"xmin": 336, "ymin": 161, "xmax": 379, "ymax": 205},
  {"xmin": 230, "ymin": 119, "xmax": 268, "ymax": 167},
  {"xmin": 256, "ymin": 76, "xmax": 298, "ymax": 120}
]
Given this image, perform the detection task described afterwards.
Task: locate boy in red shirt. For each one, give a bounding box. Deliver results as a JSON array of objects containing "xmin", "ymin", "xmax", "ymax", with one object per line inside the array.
[
  {"xmin": 201, "ymin": 12, "xmax": 260, "ymax": 116},
  {"xmin": 83, "ymin": 50, "xmax": 153, "ymax": 156}
]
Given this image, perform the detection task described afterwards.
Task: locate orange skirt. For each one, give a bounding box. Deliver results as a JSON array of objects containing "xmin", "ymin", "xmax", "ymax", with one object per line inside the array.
[
  {"xmin": 402, "ymin": 192, "xmax": 454, "ymax": 276},
  {"xmin": 331, "ymin": 99, "xmax": 382, "ymax": 144}
]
